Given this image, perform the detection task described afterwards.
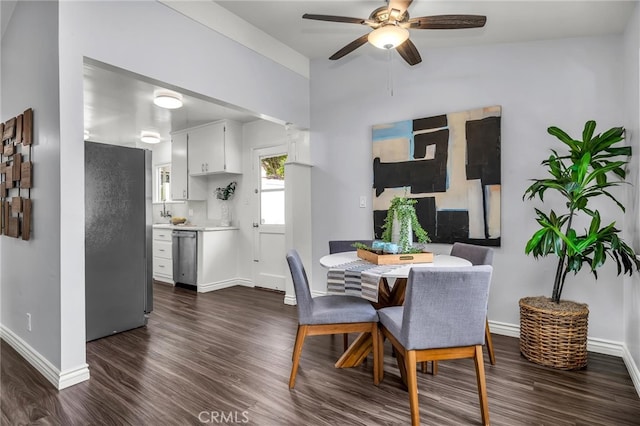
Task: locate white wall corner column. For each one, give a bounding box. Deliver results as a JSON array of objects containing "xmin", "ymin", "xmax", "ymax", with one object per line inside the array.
[{"xmin": 284, "ymin": 161, "xmax": 312, "ymax": 305}]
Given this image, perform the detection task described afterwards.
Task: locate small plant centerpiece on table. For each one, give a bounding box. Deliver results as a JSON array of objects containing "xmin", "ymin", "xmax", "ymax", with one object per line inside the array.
[
  {"xmin": 381, "ymin": 195, "xmax": 430, "ymax": 254},
  {"xmin": 352, "ymin": 196, "xmax": 431, "ymax": 265},
  {"xmin": 215, "ymin": 181, "xmax": 237, "ymax": 226},
  {"xmin": 520, "ymin": 120, "xmax": 639, "ymax": 369}
]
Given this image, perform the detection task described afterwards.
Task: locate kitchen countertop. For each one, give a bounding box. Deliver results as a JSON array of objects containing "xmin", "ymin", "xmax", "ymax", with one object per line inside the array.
[{"xmin": 153, "ymin": 224, "xmax": 239, "ymax": 231}]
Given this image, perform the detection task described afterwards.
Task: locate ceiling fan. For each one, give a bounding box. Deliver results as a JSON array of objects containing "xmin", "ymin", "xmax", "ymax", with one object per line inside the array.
[{"xmin": 302, "ymin": 0, "xmax": 486, "ymax": 66}]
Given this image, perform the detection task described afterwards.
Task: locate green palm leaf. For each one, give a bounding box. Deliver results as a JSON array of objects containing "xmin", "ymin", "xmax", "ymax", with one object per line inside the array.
[{"xmin": 524, "ymin": 121, "xmax": 637, "ymax": 303}]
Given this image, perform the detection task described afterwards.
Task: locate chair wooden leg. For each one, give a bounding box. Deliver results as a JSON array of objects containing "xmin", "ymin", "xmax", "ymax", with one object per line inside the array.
[
  {"xmin": 289, "ymin": 325, "xmax": 308, "ymax": 389},
  {"xmin": 473, "ymin": 345, "xmax": 490, "ymax": 426},
  {"xmin": 420, "ymin": 361, "xmax": 437, "ymax": 374},
  {"xmin": 405, "ymin": 350, "xmax": 420, "ymax": 426},
  {"xmin": 377, "ymin": 329, "xmax": 386, "ymax": 384},
  {"xmin": 343, "ymin": 333, "xmax": 349, "ymax": 352},
  {"xmin": 396, "ymin": 350, "xmax": 408, "ymax": 388},
  {"xmin": 372, "ymin": 324, "xmax": 380, "ymax": 385},
  {"xmin": 485, "ymin": 318, "xmax": 496, "ymax": 365},
  {"xmin": 292, "ymin": 325, "xmax": 302, "ymax": 361}
]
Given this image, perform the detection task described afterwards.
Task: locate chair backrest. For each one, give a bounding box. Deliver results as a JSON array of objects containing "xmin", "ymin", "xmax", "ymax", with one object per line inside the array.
[
  {"xmin": 286, "ymin": 249, "xmax": 314, "ymax": 322},
  {"xmin": 401, "ymin": 266, "xmax": 493, "ymax": 350},
  {"xmin": 450, "ymin": 242, "xmax": 494, "ymax": 266},
  {"xmin": 328, "ymin": 240, "xmax": 374, "ymax": 254}
]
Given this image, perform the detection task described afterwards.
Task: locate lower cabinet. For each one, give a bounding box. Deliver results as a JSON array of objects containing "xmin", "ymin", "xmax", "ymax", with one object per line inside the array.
[
  {"xmin": 153, "ymin": 229, "xmax": 174, "ymax": 284},
  {"xmin": 196, "ymin": 229, "xmax": 238, "ymax": 292}
]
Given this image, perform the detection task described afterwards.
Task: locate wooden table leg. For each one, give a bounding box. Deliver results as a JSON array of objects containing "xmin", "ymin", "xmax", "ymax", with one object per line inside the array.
[
  {"xmin": 389, "ymin": 278, "xmax": 407, "ymax": 306},
  {"xmin": 335, "ymin": 277, "xmax": 409, "ymax": 368},
  {"xmin": 335, "ymin": 332, "xmax": 373, "ymax": 368}
]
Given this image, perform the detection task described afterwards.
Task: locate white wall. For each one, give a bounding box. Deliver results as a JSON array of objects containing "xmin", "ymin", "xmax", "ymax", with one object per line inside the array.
[
  {"xmin": 56, "ymin": 0, "xmax": 307, "ymax": 372},
  {"xmin": 151, "ymin": 140, "xmax": 171, "ymax": 166},
  {"xmin": 623, "ymin": 2, "xmax": 640, "ymax": 376},
  {"xmin": 310, "ymin": 35, "xmax": 628, "ymax": 342},
  {"xmin": 0, "ymin": 0, "xmax": 310, "ymax": 385},
  {"xmin": 1, "ymin": 0, "xmax": 62, "ymax": 366}
]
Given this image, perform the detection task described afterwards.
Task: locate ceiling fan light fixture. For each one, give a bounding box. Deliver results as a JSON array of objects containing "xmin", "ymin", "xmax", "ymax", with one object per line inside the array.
[
  {"xmin": 153, "ymin": 90, "xmax": 183, "ymax": 109},
  {"xmin": 140, "ymin": 131, "xmax": 161, "ymax": 144},
  {"xmin": 368, "ymin": 25, "xmax": 409, "ymax": 50}
]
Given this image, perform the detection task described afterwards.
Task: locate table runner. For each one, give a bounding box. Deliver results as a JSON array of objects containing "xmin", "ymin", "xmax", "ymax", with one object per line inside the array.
[{"xmin": 326, "ymin": 260, "xmax": 402, "ymax": 303}]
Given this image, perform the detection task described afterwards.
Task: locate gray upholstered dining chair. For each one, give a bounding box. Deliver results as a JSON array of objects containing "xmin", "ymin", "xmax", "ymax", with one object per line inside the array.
[
  {"xmin": 376, "ymin": 266, "xmax": 493, "ymax": 426},
  {"xmin": 422, "ymin": 242, "xmax": 496, "ymax": 374},
  {"xmin": 450, "ymin": 242, "xmax": 496, "ymax": 365},
  {"xmin": 328, "ymin": 239, "xmax": 374, "ymax": 254},
  {"xmin": 286, "ymin": 249, "xmax": 380, "ymax": 389},
  {"xmin": 328, "ymin": 239, "xmax": 374, "ymax": 351}
]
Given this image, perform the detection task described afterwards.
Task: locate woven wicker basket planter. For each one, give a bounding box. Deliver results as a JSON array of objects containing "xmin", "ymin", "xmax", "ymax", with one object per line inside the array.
[{"xmin": 519, "ymin": 296, "xmax": 589, "ymax": 370}]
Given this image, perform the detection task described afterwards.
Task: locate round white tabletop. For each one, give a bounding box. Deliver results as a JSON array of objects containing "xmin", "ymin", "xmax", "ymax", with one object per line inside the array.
[{"xmin": 319, "ymin": 251, "xmax": 472, "ymax": 279}]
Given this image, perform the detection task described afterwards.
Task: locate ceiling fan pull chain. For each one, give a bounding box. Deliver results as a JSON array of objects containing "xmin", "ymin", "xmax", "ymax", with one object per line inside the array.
[{"xmin": 387, "ymin": 49, "xmax": 394, "ymax": 97}]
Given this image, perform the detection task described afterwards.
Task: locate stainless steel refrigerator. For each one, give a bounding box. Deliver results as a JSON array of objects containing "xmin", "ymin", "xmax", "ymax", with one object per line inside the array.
[{"xmin": 85, "ymin": 142, "xmax": 153, "ymax": 342}]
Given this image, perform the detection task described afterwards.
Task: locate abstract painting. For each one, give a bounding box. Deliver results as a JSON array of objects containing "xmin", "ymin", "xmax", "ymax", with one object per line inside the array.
[{"xmin": 372, "ymin": 105, "xmax": 501, "ymax": 246}]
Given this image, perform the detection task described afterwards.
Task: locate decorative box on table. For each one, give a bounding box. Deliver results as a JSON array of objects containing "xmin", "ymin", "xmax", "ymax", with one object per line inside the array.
[{"xmin": 356, "ymin": 248, "xmax": 433, "ymax": 265}]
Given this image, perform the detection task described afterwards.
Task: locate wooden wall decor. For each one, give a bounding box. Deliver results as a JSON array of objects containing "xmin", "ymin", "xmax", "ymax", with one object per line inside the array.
[{"xmin": 1, "ymin": 108, "xmax": 33, "ymax": 240}]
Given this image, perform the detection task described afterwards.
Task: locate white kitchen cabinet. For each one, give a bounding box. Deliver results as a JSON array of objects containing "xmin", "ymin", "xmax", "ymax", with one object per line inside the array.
[
  {"xmin": 171, "ymin": 130, "xmax": 206, "ymax": 200},
  {"xmin": 196, "ymin": 229, "xmax": 239, "ymax": 292},
  {"xmin": 153, "ymin": 229, "xmax": 174, "ymax": 283},
  {"xmin": 188, "ymin": 120, "xmax": 242, "ymax": 176}
]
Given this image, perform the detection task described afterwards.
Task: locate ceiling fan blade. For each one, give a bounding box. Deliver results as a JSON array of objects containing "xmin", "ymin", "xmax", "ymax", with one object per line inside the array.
[
  {"xmin": 396, "ymin": 39, "xmax": 422, "ymax": 66},
  {"xmin": 329, "ymin": 34, "xmax": 370, "ymax": 60},
  {"xmin": 302, "ymin": 14, "xmax": 367, "ymax": 25},
  {"xmin": 408, "ymin": 15, "xmax": 487, "ymax": 29}
]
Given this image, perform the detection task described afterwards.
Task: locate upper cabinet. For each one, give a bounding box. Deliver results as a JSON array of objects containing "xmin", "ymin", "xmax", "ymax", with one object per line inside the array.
[
  {"xmin": 171, "ymin": 130, "xmax": 207, "ymax": 201},
  {"xmin": 188, "ymin": 120, "xmax": 242, "ymax": 176}
]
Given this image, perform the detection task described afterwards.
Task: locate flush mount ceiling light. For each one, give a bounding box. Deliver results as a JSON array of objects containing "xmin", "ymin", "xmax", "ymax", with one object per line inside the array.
[
  {"xmin": 368, "ymin": 25, "xmax": 409, "ymax": 50},
  {"xmin": 153, "ymin": 90, "xmax": 183, "ymax": 109},
  {"xmin": 140, "ymin": 131, "xmax": 161, "ymax": 144}
]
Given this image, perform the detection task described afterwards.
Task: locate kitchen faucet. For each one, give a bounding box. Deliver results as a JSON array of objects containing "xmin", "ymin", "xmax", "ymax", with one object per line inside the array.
[{"xmin": 160, "ymin": 202, "xmax": 171, "ymax": 219}]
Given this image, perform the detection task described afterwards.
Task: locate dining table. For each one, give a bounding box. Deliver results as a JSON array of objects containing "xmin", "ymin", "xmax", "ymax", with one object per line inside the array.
[{"xmin": 319, "ymin": 250, "xmax": 472, "ymax": 368}]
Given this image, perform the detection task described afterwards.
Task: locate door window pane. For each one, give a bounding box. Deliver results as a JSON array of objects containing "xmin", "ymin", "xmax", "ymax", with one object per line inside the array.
[
  {"xmin": 261, "ymin": 191, "xmax": 285, "ymax": 225},
  {"xmin": 260, "ymin": 154, "xmax": 287, "ymax": 225}
]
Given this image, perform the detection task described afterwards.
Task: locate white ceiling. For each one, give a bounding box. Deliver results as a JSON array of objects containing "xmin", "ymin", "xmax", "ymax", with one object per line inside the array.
[
  {"xmin": 83, "ymin": 0, "xmax": 636, "ymax": 147},
  {"xmin": 83, "ymin": 61, "xmax": 257, "ymax": 147},
  {"xmin": 216, "ymin": 0, "xmax": 636, "ymax": 59}
]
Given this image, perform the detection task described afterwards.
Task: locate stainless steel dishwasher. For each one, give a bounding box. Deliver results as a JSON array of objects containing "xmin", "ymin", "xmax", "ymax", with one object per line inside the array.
[{"xmin": 172, "ymin": 230, "xmax": 198, "ymax": 287}]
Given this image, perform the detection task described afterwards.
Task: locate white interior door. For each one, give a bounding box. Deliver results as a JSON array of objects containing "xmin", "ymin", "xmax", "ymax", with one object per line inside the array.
[{"xmin": 252, "ymin": 146, "xmax": 288, "ymax": 291}]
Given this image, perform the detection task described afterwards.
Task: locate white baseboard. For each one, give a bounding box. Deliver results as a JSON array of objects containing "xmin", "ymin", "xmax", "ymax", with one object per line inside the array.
[
  {"xmin": 487, "ymin": 320, "xmax": 625, "ymax": 357},
  {"xmin": 622, "ymin": 345, "xmax": 640, "ymax": 397},
  {"xmin": 283, "ymin": 290, "xmax": 326, "ymax": 306},
  {"xmin": 0, "ymin": 325, "xmax": 89, "ymax": 390},
  {"xmin": 198, "ymin": 278, "xmax": 253, "ymax": 293},
  {"xmin": 233, "ymin": 278, "xmax": 254, "ymax": 288},
  {"xmin": 487, "ymin": 320, "xmax": 520, "ymax": 338}
]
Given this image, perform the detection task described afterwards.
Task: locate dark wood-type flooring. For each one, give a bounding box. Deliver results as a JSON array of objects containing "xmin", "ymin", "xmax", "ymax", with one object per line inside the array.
[{"xmin": 2, "ymin": 283, "xmax": 640, "ymax": 425}]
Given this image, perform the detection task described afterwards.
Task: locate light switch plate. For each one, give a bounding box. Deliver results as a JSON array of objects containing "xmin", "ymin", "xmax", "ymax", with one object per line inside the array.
[{"xmin": 359, "ymin": 196, "xmax": 366, "ymax": 208}]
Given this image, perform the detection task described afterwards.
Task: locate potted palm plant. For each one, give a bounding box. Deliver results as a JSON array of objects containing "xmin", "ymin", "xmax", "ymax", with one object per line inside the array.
[{"xmin": 521, "ymin": 120, "xmax": 639, "ymax": 369}]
